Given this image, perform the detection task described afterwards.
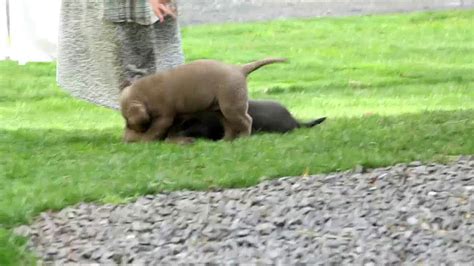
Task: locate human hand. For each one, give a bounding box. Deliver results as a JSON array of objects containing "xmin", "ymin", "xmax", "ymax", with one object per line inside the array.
[{"xmin": 149, "ymin": 0, "xmax": 177, "ymax": 23}]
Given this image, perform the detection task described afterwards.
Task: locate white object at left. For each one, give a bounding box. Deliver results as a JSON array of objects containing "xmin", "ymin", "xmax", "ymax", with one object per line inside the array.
[
  {"xmin": 0, "ymin": 0, "xmax": 9, "ymax": 60},
  {"xmin": 7, "ymin": 0, "xmax": 61, "ymax": 64}
]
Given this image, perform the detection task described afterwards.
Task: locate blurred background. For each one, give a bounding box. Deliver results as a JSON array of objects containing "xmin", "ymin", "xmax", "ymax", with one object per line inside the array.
[{"xmin": 1, "ymin": 0, "xmax": 472, "ymax": 64}]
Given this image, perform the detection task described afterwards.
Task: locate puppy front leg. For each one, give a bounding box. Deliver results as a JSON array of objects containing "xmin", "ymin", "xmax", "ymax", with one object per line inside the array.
[
  {"xmin": 141, "ymin": 116, "xmax": 175, "ymax": 142},
  {"xmin": 123, "ymin": 127, "xmax": 146, "ymax": 143}
]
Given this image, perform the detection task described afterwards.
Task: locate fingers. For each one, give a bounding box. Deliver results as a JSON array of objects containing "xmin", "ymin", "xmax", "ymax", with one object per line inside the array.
[
  {"xmin": 161, "ymin": 4, "xmax": 177, "ymax": 19},
  {"xmin": 152, "ymin": 3, "xmax": 176, "ymax": 23}
]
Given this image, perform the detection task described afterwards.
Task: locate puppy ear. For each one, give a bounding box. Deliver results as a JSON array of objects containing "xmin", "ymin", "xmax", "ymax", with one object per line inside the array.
[{"xmin": 126, "ymin": 102, "xmax": 150, "ymax": 132}]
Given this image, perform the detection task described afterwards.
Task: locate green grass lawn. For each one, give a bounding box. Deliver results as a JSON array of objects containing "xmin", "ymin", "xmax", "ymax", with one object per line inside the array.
[{"xmin": 1, "ymin": 9, "xmax": 474, "ymax": 264}]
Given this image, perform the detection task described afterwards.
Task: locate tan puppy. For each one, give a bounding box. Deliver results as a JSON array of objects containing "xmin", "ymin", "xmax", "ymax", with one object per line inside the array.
[{"xmin": 120, "ymin": 57, "xmax": 287, "ymax": 142}]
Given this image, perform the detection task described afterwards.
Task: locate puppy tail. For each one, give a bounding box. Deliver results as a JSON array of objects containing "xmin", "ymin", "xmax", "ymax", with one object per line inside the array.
[
  {"xmin": 240, "ymin": 58, "xmax": 288, "ymax": 76},
  {"xmin": 299, "ymin": 117, "xmax": 327, "ymax": 128}
]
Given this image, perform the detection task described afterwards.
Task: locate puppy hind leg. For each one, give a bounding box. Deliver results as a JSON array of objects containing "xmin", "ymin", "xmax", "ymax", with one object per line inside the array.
[
  {"xmin": 220, "ymin": 109, "xmax": 252, "ymax": 141},
  {"xmin": 215, "ymin": 114, "xmax": 232, "ymax": 141},
  {"xmin": 218, "ymin": 81, "xmax": 252, "ymax": 140},
  {"xmin": 214, "ymin": 112, "xmax": 231, "ymax": 140},
  {"xmin": 235, "ymin": 113, "xmax": 252, "ymax": 137}
]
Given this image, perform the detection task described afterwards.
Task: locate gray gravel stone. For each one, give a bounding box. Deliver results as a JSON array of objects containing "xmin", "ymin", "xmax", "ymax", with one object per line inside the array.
[{"xmin": 15, "ymin": 156, "xmax": 474, "ymax": 264}]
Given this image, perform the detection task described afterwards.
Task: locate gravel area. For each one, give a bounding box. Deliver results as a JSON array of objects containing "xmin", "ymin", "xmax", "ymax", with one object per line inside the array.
[
  {"xmin": 15, "ymin": 156, "xmax": 473, "ymax": 264},
  {"xmin": 178, "ymin": 0, "xmax": 474, "ymax": 26}
]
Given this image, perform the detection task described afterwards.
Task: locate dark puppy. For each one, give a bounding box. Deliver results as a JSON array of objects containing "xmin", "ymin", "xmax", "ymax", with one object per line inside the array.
[{"xmin": 167, "ymin": 99, "xmax": 326, "ymax": 141}]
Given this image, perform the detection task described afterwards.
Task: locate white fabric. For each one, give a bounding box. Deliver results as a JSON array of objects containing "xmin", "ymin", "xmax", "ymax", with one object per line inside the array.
[
  {"xmin": 57, "ymin": 0, "xmax": 184, "ymax": 109},
  {"xmin": 7, "ymin": 0, "xmax": 61, "ymax": 64},
  {"xmin": 0, "ymin": 0, "xmax": 9, "ymax": 59}
]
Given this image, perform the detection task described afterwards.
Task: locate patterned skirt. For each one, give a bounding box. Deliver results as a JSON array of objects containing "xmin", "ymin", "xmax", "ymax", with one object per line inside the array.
[{"xmin": 57, "ymin": 0, "xmax": 185, "ymax": 110}]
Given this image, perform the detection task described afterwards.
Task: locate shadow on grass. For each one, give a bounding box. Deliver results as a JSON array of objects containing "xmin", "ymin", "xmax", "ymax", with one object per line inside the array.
[
  {"xmin": 1, "ymin": 108, "xmax": 471, "ymax": 149},
  {"xmin": 2, "ymin": 108, "xmax": 472, "ymax": 151},
  {"xmin": 0, "ymin": 94, "xmax": 70, "ymax": 103},
  {"xmin": 1, "ymin": 109, "xmax": 472, "ymax": 196},
  {"xmin": 262, "ymin": 66, "xmax": 474, "ymax": 95},
  {"xmin": 1, "ymin": 127, "xmax": 121, "ymax": 146}
]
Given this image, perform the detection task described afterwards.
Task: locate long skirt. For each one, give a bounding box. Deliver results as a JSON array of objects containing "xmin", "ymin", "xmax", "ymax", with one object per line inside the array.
[{"xmin": 57, "ymin": 0, "xmax": 185, "ymax": 110}]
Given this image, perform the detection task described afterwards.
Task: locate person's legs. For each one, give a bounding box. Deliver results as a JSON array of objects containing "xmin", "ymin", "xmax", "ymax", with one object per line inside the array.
[
  {"xmin": 115, "ymin": 23, "xmax": 157, "ymax": 81},
  {"xmin": 115, "ymin": 16, "xmax": 185, "ymax": 82},
  {"xmin": 57, "ymin": 0, "xmax": 122, "ymax": 109},
  {"xmin": 57, "ymin": 0, "xmax": 185, "ymax": 110},
  {"xmin": 149, "ymin": 16, "xmax": 185, "ymax": 72}
]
